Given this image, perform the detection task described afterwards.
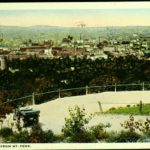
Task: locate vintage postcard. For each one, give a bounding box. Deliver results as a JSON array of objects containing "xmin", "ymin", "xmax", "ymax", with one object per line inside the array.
[{"xmin": 0, "ymin": 1, "xmax": 150, "ymax": 149}]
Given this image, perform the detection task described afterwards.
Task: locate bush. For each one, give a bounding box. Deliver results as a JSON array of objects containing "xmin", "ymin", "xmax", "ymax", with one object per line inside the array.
[
  {"xmin": 70, "ymin": 130, "xmax": 96, "ymax": 143},
  {"xmin": 90, "ymin": 123, "xmax": 110, "ymax": 140},
  {"xmin": 106, "ymin": 131, "xmax": 141, "ymax": 143},
  {"xmin": 54, "ymin": 134, "xmax": 65, "ymax": 143},
  {"xmin": 114, "ymin": 131, "xmax": 141, "ymax": 142},
  {"xmin": 30, "ymin": 124, "xmax": 55, "ymax": 143},
  {"xmin": 106, "ymin": 131, "xmax": 118, "ymax": 142},
  {"xmin": 41, "ymin": 130, "xmax": 55, "ymax": 143},
  {"xmin": 62, "ymin": 106, "xmax": 92, "ymax": 136},
  {"xmin": 139, "ymin": 134, "xmax": 150, "ymax": 142},
  {"xmin": 0, "ymin": 127, "xmax": 13, "ymax": 138},
  {"xmin": 9, "ymin": 124, "xmax": 56, "ymax": 143},
  {"xmin": 8, "ymin": 130, "xmax": 30, "ymax": 143},
  {"xmin": 139, "ymin": 117, "xmax": 150, "ymax": 134},
  {"xmin": 109, "ymin": 107, "xmax": 116, "ymax": 111},
  {"xmin": 62, "ymin": 106, "xmax": 95, "ymax": 143},
  {"xmin": 121, "ymin": 116, "xmax": 150, "ymax": 134},
  {"xmin": 120, "ymin": 115, "xmax": 136, "ymax": 132}
]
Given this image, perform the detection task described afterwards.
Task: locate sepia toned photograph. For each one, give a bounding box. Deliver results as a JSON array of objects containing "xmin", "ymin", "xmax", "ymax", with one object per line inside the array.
[{"xmin": 0, "ymin": 1, "xmax": 150, "ymax": 149}]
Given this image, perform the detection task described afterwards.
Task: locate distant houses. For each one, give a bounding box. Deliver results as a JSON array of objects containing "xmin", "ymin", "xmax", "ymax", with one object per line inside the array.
[{"xmin": 0, "ymin": 33, "xmax": 150, "ymax": 62}]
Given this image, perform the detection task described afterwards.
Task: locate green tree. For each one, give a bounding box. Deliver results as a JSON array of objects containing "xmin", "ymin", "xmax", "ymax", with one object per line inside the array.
[{"xmin": 62, "ymin": 106, "xmax": 95, "ymax": 142}]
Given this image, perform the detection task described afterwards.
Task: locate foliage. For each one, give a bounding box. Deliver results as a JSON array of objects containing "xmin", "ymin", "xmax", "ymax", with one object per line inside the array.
[
  {"xmin": 110, "ymin": 131, "xmax": 141, "ymax": 143},
  {"xmin": 106, "ymin": 130, "xmax": 141, "ymax": 143},
  {"xmin": 62, "ymin": 106, "xmax": 95, "ymax": 142},
  {"xmin": 62, "ymin": 106, "xmax": 92, "ymax": 136},
  {"xmin": 54, "ymin": 134, "xmax": 65, "ymax": 143},
  {"xmin": 121, "ymin": 115, "xmax": 138, "ymax": 132},
  {"xmin": 8, "ymin": 130, "xmax": 30, "ymax": 143},
  {"xmin": 105, "ymin": 104, "xmax": 150, "ymax": 115},
  {"xmin": 121, "ymin": 115, "xmax": 150, "ymax": 135},
  {"xmin": 0, "ymin": 127, "xmax": 13, "ymax": 138},
  {"xmin": 16, "ymin": 120, "xmax": 22, "ymax": 132},
  {"xmin": 3, "ymin": 115, "xmax": 150, "ymax": 143},
  {"xmin": 8, "ymin": 124, "xmax": 56, "ymax": 143},
  {"xmin": 139, "ymin": 135, "xmax": 150, "ymax": 142},
  {"xmin": 106, "ymin": 131, "xmax": 118, "ymax": 142},
  {"xmin": 66, "ymin": 130, "xmax": 96, "ymax": 143},
  {"xmin": 30, "ymin": 124, "xmax": 55, "ymax": 143},
  {"xmin": 90, "ymin": 123, "xmax": 111, "ymax": 140},
  {"xmin": 142, "ymin": 118, "xmax": 150, "ymax": 135},
  {"xmin": 0, "ymin": 55, "xmax": 149, "ymax": 105},
  {"xmin": 107, "ymin": 116, "xmax": 150, "ymax": 143}
]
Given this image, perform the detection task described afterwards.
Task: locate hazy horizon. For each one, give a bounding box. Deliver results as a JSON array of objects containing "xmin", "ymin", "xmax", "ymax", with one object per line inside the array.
[
  {"xmin": 0, "ymin": 9, "xmax": 150, "ymax": 27},
  {"xmin": 1, "ymin": 24, "xmax": 150, "ymax": 28},
  {"xmin": 1, "ymin": 2, "xmax": 150, "ymax": 27}
]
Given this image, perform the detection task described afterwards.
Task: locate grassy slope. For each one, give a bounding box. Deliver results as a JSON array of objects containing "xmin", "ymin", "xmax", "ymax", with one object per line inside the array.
[{"xmin": 104, "ymin": 104, "xmax": 150, "ymax": 115}]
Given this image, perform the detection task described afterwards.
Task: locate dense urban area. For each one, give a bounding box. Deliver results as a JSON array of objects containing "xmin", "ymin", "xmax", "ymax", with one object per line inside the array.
[{"xmin": 0, "ymin": 26, "xmax": 150, "ymax": 60}]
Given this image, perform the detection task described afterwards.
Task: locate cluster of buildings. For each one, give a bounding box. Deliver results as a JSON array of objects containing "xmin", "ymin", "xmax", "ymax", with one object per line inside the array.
[{"xmin": 0, "ymin": 33, "xmax": 150, "ymax": 66}]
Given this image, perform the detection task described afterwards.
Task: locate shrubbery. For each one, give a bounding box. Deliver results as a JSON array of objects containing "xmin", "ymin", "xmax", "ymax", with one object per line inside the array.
[
  {"xmin": 121, "ymin": 115, "xmax": 150, "ymax": 134},
  {"xmin": 90, "ymin": 123, "xmax": 110, "ymax": 141},
  {"xmin": 62, "ymin": 105, "xmax": 96, "ymax": 142},
  {"xmin": 30, "ymin": 124, "xmax": 55, "ymax": 143},
  {"xmin": 0, "ymin": 127, "xmax": 13, "ymax": 138},
  {"xmin": 6, "ymin": 124, "xmax": 56, "ymax": 143},
  {"xmin": 1, "ymin": 107, "xmax": 150, "ymax": 143},
  {"xmin": 61, "ymin": 108, "xmax": 150, "ymax": 143},
  {"xmin": 113, "ymin": 131, "xmax": 141, "ymax": 142},
  {"xmin": 107, "ymin": 131, "xmax": 141, "ymax": 142},
  {"xmin": 53, "ymin": 134, "xmax": 65, "ymax": 143},
  {"xmin": 67, "ymin": 130, "xmax": 96, "ymax": 143},
  {"xmin": 8, "ymin": 130, "xmax": 30, "ymax": 143}
]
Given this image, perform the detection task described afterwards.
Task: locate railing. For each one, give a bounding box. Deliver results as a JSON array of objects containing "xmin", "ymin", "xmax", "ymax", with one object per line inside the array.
[{"xmin": 4, "ymin": 82, "xmax": 150, "ymax": 106}]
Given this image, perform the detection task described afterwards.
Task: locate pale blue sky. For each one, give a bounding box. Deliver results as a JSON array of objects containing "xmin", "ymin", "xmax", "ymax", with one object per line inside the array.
[{"xmin": 0, "ymin": 9, "xmax": 150, "ymax": 27}]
